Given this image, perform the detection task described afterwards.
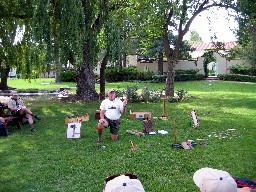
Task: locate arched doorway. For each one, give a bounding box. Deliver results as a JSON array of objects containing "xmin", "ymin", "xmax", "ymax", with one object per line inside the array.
[{"xmin": 208, "ymin": 62, "xmax": 218, "ymax": 76}]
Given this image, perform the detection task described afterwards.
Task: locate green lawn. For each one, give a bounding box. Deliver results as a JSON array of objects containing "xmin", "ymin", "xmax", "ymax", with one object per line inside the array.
[{"xmin": 1, "ymin": 79, "xmax": 256, "ymax": 192}]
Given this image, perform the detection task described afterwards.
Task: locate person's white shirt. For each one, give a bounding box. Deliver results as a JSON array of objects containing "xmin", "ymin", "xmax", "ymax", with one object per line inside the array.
[{"xmin": 100, "ymin": 98, "xmax": 124, "ymax": 120}]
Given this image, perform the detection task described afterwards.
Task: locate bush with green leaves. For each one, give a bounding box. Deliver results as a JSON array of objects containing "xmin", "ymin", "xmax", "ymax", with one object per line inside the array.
[
  {"xmin": 60, "ymin": 70, "xmax": 76, "ymax": 82},
  {"xmin": 218, "ymin": 74, "xmax": 256, "ymax": 82},
  {"xmin": 105, "ymin": 66, "xmax": 154, "ymax": 82},
  {"xmin": 175, "ymin": 69, "xmax": 199, "ymax": 75},
  {"xmin": 141, "ymin": 87, "xmax": 163, "ymax": 102},
  {"xmin": 229, "ymin": 64, "xmax": 250, "ymax": 75},
  {"xmin": 174, "ymin": 74, "xmax": 204, "ymax": 81},
  {"xmin": 229, "ymin": 64, "xmax": 256, "ymax": 76},
  {"xmin": 125, "ymin": 85, "xmax": 140, "ymax": 102},
  {"xmin": 152, "ymin": 74, "xmax": 167, "ymax": 83},
  {"xmin": 152, "ymin": 71, "xmax": 203, "ymax": 83}
]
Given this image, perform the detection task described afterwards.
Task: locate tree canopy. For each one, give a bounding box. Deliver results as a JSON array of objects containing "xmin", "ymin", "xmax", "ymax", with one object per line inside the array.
[
  {"xmin": 236, "ymin": 0, "xmax": 256, "ymax": 65},
  {"xmin": 0, "ymin": 0, "xmax": 244, "ymax": 99}
]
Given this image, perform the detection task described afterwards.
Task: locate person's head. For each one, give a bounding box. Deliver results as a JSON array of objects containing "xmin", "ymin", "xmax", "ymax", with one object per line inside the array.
[
  {"xmin": 11, "ymin": 91, "xmax": 18, "ymax": 99},
  {"xmin": 107, "ymin": 89, "xmax": 116, "ymax": 101},
  {"xmin": 193, "ymin": 167, "xmax": 237, "ymax": 192},
  {"xmin": 103, "ymin": 173, "xmax": 145, "ymax": 192}
]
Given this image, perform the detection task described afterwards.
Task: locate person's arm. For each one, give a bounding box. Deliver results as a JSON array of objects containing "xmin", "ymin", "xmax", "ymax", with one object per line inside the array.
[
  {"xmin": 99, "ymin": 100, "xmax": 106, "ymax": 124},
  {"xmin": 238, "ymin": 187, "xmax": 256, "ymax": 192},
  {"xmin": 100, "ymin": 109, "xmax": 106, "ymax": 120},
  {"xmin": 120, "ymin": 98, "xmax": 127, "ymax": 114}
]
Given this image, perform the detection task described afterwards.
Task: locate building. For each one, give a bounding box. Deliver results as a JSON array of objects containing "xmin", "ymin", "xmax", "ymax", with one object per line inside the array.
[{"xmin": 130, "ymin": 41, "xmax": 249, "ymax": 76}]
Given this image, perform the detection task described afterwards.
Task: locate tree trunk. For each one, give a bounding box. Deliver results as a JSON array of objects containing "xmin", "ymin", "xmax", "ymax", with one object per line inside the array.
[
  {"xmin": 0, "ymin": 66, "xmax": 10, "ymax": 90},
  {"xmin": 122, "ymin": 52, "xmax": 127, "ymax": 68},
  {"xmin": 76, "ymin": 40, "xmax": 98, "ymax": 101},
  {"xmin": 163, "ymin": 30, "xmax": 175, "ymax": 97},
  {"xmin": 55, "ymin": 48, "xmax": 61, "ymax": 83},
  {"xmin": 122, "ymin": 30, "xmax": 127, "ymax": 67},
  {"xmin": 158, "ymin": 51, "xmax": 163, "ymax": 75},
  {"xmin": 99, "ymin": 54, "xmax": 108, "ymax": 100}
]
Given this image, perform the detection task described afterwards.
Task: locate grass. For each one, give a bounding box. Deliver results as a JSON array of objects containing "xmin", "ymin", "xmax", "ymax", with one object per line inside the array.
[{"xmin": 0, "ymin": 79, "xmax": 256, "ymax": 192}]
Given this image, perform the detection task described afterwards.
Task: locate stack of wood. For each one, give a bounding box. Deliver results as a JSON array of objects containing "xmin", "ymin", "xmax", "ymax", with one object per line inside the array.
[{"xmin": 126, "ymin": 129, "xmax": 145, "ymax": 136}]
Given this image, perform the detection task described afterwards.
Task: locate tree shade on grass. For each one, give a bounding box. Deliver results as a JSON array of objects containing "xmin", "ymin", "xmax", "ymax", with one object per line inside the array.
[{"xmin": 0, "ymin": 80, "xmax": 255, "ymax": 191}]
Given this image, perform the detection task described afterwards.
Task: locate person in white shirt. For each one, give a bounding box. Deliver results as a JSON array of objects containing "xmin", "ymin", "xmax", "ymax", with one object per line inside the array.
[
  {"xmin": 8, "ymin": 91, "xmax": 41, "ymax": 132},
  {"xmin": 97, "ymin": 89, "xmax": 127, "ymax": 144}
]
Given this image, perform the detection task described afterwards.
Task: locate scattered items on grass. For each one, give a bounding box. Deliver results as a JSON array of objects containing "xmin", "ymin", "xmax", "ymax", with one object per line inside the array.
[
  {"xmin": 157, "ymin": 130, "xmax": 168, "ymax": 134},
  {"xmin": 58, "ymin": 89, "xmax": 69, "ymax": 98},
  {"xmin": 130, "ymin": 140, "xmax": 138, "ymax": 151},
  {"xmin": 208, "ymin": 129, "xmax": 237, "ymax": 139},
  {"xmin": 98, "ymin": 145, "xmax": 106, "ymax": 149},
  {"xmin": 148, "ymin": 131, "xmax": 156, "ymax": 136},
  {"xmin": 130, "ymin": 110, "xmax": 151, "ymax": 119},
  {"xmin": 172, "ymin": 143, "xmax": 181, "ymax": 148},
  {"xmin": 181, "ymin": 140, "xmax": 196, "ymax": 150},
  {"xmin": 65, "ymin": 113, "xmax": 89, "ymax": 124},
  {"xmin": 181, "ymin": 141, "xmax": 191, "ymax": 150},
  {"xmin": 126, "ymin": 129, "xmax": 145, "ymax": 137},
  {"xmin": 196, "ymin": 138, "xmax": 207, "ymax": 145}
]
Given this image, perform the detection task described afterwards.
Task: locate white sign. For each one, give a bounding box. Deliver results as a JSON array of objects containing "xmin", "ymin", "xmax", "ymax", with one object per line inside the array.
[{"xmin": 66, "ymin": 122, "xmax": 81, "ymax": 138}]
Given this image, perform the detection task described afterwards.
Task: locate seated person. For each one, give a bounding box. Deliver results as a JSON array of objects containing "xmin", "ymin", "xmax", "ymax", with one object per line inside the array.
[
  {"xmin": 103, "ymin": 173, "xmax": 145, "ymax": 192},
  {"xmin": 8, "ymin": 91, "xmax": 41, "ymax": 132}
]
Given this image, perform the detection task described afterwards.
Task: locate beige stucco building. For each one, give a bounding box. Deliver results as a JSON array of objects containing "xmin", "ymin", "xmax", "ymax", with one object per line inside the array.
[
  {"xmin": 134, "ymin": 42, "xmax": 250, "ymax": 76},
  {"xmin": 94, "ymin": 41, "xmax": 251, "ymax": 76}
]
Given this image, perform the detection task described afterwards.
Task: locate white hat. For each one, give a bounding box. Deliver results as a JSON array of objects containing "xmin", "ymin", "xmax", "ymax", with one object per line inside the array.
[
  {"xmin": 104, "ymin": 175, "xmax": 145, "ymax": 192},
  {"xmin": 193, "ymin": 167, "xmax": 238, "ymax": 192},
  {"xmin": 11, "ymin": 91, "xmax": 18, "ymax": 95},
  {"xmin": 107, "ymin": 89, "xmax": 115, "ymax": 94}
]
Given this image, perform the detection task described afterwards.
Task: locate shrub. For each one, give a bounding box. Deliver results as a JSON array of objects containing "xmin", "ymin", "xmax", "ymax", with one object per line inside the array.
[
  {"xmin": 141, "ymin": 87, "xmax": 163, "ymax": 102},
  {"xmin": 125, "ymin": 85, "xmax": 140, "ymax": 103},
  {"xmin": 152, "ymin": 73, "xmax": 203, "ymax": 83},
  {"xmin": 60, "ymin": 70, "xmax": 76, "ymax": 82},
  {"xmin": 218, "ymin": 74, "xmax": 256, "ymax": 82},
  {"xmin": 175, "ymin": 74, "xmax": 204, "ymax": 81},
  {"xmin": 229, "ymin": 64, "xmax": 252, "ymax": 75},
  {"xmin": 105, "ymin": 66, "xmax": 154, "ymax": 82},
  {"xmin": 249, "ymin": 67, "xmax": 256, "ymax": 76},
  {"xmin": 152, "ymin": 75, "xmax": 167, "ymax": 83},
  {"xmin": 175, "ymin": 69, "xmax": 199, "ymax": 75}
]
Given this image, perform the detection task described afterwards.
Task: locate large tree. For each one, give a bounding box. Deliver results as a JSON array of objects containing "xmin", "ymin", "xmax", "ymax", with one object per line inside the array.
[
  {"xmin": 0, "ymin": 0, "xmax": 40, "ymax": 90},
  {"xmin": 33, "ymin": 0, "xmax": 131, "ymax": 101},
  {"xmin": 236, "ymin": 0, "xmax": 256, "ymax": 65},
  {"xmin": 33, "ymin": 0, "xmax": 104, "ymax": 101},
  {"xmin": 128, "ymin": 0, "xmax": 237, "ymax": 96}
]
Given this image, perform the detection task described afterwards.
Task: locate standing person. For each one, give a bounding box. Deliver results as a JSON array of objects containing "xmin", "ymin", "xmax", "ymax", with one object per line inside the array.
[
  {"xmin": 8, "ymin": 91, "xmax": 41, "ymax": 132},
  {"xmin": 97, "ymin": 89, "xmax": 127, "ymax": 144}
]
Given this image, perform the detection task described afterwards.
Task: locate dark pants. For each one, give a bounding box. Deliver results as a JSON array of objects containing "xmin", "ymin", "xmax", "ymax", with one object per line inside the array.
[{"xmin": 104, "ymin": 116, "xmax": 120, "ymax": 135}]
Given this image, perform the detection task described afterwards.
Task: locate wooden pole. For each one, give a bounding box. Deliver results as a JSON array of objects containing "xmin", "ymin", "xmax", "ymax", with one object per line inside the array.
[{"xmin": 173, "ymin": 119, "xmax": 177, "ymax": 144}]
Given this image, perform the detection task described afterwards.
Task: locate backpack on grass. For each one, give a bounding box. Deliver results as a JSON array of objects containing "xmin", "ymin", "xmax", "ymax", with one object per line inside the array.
[{"xmin": 0, "ymin": 121, "xmax": 8, "ymax": 136}]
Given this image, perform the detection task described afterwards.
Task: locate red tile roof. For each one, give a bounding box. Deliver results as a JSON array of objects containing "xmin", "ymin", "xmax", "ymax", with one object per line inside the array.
[{"xmin": 190, "ymin": 41, "xmax": 237, "ymax": 51}]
